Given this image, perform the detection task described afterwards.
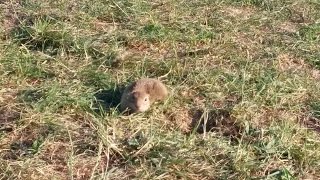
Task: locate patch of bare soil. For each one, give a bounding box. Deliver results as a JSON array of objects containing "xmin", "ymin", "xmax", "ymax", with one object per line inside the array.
[
  {"xmin": 0, "ymin": 88, "xmax": 21, "ymax": 138},
  {"xmin": 0, "ymin": 107, "xmax": 20, "ymax": 133},
  {"xmin": 165, "ymin": 107, "xmax": 193, "ymax": 133},
  {"xmin": 275, "ymin": 53, "xmax": 320, "ymax": 81},
  {"xmin": 276, "ymin": 53, "xmax": 307, "ymax": 72},
  {"xmin": 0, "ymin": 1, "xmax": 26, "ymax": 39},
  {"xmin": 1, "ymin": 122, "xmax": 54, "ymax": 160},
  {"xmin": 40, "ymin": 142, "xmax": 110, "ymax": 179},
  {"xmin": 73, "ymin": 126, "xmax": 99, "ymax": 156},
  {"xmin": 40, "ymin": 142, "xmax": 70, "ymax": 172},
  {"xmin": 299, "ymin": 171, "xmax": 320, "ymax": 180},
  {"xmin": 277, "ymin": 21, "xmax": 298, "ymax": 34},
  {"xmin": 221, "ymin": 6, "xmax": 255, "ymax": 20},
  {"xmin": 311, "ymin": 69, "xmax": 320, "ymax": 80},
  {"xmin": 231, "ymin": 32, "xmax": 263, "ymax": 59},
  {"xmin": 125, "ymin": 39, "xmax": 168, "ymax": 60},
  {"xmin": 125, "ymin": 38, "xmax": 213, "ymax": 63}
]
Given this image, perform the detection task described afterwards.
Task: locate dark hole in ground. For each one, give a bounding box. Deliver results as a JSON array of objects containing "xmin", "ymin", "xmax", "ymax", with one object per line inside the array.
[
  {"xmin": 189, "ymin": 108, "xmax": 243, "ymax": 141},
  {"xmin": 0, "ymin": 107, "xmax": 20, "ymax": 132},
  {"xmin": 93, "ymin": 85, "xmax": 126, "ymax": 115}
]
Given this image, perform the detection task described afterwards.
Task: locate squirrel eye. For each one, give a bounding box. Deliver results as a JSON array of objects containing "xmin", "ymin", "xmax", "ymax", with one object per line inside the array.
[{"xmin": 144, "ymin": 98, "xmax": 148, "ymax": 101}]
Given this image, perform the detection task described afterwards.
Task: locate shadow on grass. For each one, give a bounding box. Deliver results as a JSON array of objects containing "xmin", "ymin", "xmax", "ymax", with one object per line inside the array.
[
  {"xmin": 93, "ymin": 85, "xmax": 126, "ymax": 115},
  {"xmin": 3, "ymin": 122, "xmax": 55, "ymax": 160}
]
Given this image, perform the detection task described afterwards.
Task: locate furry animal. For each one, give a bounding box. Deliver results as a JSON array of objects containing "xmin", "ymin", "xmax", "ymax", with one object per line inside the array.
[{"xmin": 120, "ymin": 78, "xmax": 168, "ymax": 113}]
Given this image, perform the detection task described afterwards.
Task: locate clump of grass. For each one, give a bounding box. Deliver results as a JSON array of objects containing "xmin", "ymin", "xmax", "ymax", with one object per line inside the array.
[
  {"xmin": 138, "ymin": 23, "xmax": 168, "ymax": 42},
  {"xmin": 310, "ymin": 101, "xmax": 320, "ymax": 119},
  {"xmin": 1, "ymin": 44, "xmax": 55, "ymax": 79},
  {"xmin": 18, "ymin": 85, "xmax": 80, "ymax": 113},
  {"xmin": 11, "ymin": 15, "xmax": 74, "ymax": 55},
  {"xmin": 298, "ymin": 23, "xmax": 320, "ymax": 42}
]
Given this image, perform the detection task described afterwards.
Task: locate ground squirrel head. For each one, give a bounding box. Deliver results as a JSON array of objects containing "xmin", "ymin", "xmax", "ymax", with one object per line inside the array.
[
  {"xmin": 127, "ymin": 91, "xmax": 150, "ymax": 113},
  {"xmin": 120, "ymin": 78, "xmax": 168, "ymax": 114}
]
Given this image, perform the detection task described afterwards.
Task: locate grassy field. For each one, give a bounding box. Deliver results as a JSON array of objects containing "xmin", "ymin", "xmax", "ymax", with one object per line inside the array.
[{"xmin": 1, "ymin": 0, "xmax": 320, "ymax": 179}]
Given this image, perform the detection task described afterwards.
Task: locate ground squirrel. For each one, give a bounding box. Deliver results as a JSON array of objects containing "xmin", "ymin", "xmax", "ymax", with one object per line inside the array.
[{"xmin": 120, "ymin": 78, "xmax": 168, "ymax": 113}]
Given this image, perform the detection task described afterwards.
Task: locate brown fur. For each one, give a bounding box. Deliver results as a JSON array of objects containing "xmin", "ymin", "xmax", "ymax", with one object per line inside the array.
[{"xmin": 120, "ymin": 78, "xmax": 168, "ymax": 113}]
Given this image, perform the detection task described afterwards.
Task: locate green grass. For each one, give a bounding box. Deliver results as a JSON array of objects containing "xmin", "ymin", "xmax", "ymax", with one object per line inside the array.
[{"xmin": 1, "ymin": 0, "xmax": 320, "ymax": 179}]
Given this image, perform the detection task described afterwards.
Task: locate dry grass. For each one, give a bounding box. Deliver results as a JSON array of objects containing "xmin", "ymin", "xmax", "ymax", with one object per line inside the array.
[{"xmin": 1, "ymin": 0, "xmax": 320, "ymax": 179}]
